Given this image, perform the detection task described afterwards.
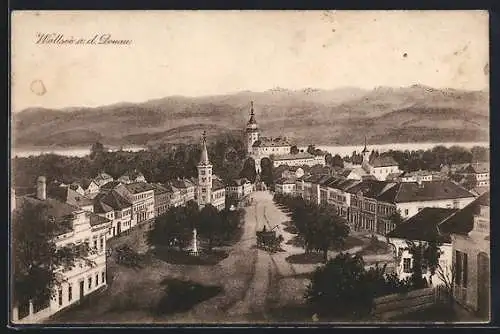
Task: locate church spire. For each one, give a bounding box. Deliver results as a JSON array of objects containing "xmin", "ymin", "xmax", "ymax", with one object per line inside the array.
[
  {"xmin": 199, "ymin": 131, "xmax": 210, "ymax": 165},
  {"xmin": 247, "ymin": 101, "xmax": 257, "ymax": 126},
  {"xmin": 362, "ymin": 136, "xmax": 368, "ymax": 153}
]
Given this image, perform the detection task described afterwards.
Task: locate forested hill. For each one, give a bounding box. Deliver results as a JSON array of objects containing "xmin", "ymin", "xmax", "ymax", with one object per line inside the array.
[{"xmin": 12, "ymin": 85, "xmax": 489, "ymax": 148}]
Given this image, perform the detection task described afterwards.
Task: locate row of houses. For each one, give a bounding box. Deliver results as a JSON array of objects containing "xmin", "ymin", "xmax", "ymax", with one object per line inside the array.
[
  {"xmin": 277, "ymin": 173, "xmax": 478, "ymax": 236},
  {"xmin": 11, "ymin": 132, "xmax": 255, "ymax": 324}
]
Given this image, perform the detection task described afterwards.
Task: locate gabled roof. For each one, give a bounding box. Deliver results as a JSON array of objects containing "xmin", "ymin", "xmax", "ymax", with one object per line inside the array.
[
  {"xmin": 347, "ymin": 180, "xmax": 398, "ymax": 199},
  {"xmin": 275, "ymin": 177, "xmax": 296, "ymax": 185},
  {"xmin": 171, "ymin": 178, "xmax": 195, "ymax": 189},
  {"xmin": 94, "ymin": 190, "xmax": 132, "ymax": 213},
  {"xmin": 391, "ymin": 180, "xmax": 475, "ymax": 203},
  {"xmin": 369, "ymin": 155, "xmax": 399, "ymax": 168},
  {"xmin": 93, "ymin": 172, "xmax": 114, "ymax": 187},
  {"xmin": 438, "ymin": 192, "xmax": 490, "ymax": 236},
  {"xmin": 101, "ymin": 180, "xmax": 123, "ymax": 191},
  {"xmin": 89, "ymin": 213, "xmax": 112, "ymax": 227},
  {"xmin": 78, "ymin": 178, "xmax": 94, "ymax": 189},
  {"xmin": 387, "ymin": 207, "xmax": 458, "ymax": 243},
  {"xmin": 124, "ymin": 182, "xmax": 156, "ymax": 194},
  {"xmin": 47, "ymin": 186, "xmax": 94, "ymax": 208},
  {"xmin": 150, "ymin": 183, "xmax": 171, "ymax": 195},
  {"xmin": 212, "ymin": 178, "xmax": 226, "ymax": 191}
]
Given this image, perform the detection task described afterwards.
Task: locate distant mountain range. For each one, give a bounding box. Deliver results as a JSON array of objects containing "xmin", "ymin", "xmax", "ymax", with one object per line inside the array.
[{"xmin": 12, "ymin": 85, "xmax": 489, "ymax": 148}]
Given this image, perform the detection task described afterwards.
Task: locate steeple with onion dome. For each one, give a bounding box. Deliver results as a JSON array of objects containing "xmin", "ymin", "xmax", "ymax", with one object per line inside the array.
[{"xmin": 246, "ymin": 101, "xmax": 260, "ymax": 155}]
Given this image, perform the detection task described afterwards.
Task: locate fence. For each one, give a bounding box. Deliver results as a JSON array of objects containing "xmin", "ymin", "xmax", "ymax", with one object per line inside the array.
[{"xmin": 372, "ymin": 286, "xmax": 450, "ymax": 320}]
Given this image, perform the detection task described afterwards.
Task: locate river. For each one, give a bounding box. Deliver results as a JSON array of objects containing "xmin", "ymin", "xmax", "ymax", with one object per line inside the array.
[{"xmin": 11, "ymin": 141, "xmax": 489, "ymax": 159}]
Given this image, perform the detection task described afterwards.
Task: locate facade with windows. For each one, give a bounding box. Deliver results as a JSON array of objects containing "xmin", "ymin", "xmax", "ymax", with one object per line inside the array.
[
  {"xmin": 439, "ymin": 192, "xmax": 490, "ymax": 319},
  {"xmin": 120, "ymin": 183, "xmax": 155, "ymax": 227},
  {"xmin": 275, "ymin": 178, "xmax": 297, "ymax": 195},
  {"xmin": 12, "ymin": 176, "xmax": 111, "ymax": 324},
  {"xmin": 387, "ymin": 207, "xmax": 458, "ymax": 285},
  {"xmin": 94, "ymin": 190, "xmax": 133, "ymax": 239}
]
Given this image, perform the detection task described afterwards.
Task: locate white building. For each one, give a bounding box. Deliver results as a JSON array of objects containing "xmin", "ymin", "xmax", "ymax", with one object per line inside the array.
[
  {"xmin": 118, "ymin": 170, "xmax": 147, "ymax": 184},
  {"xmin": 275, "ymin": 177, "xmax": 297, "ymax": 195},
  {"xmin": 94, "ymin": 190, "xmax": 133, "ymax": 238},
  {"xmin": 456, "ymin": 162, "xmax": 490, "ymax": 187},
  {"xmin": 12, "ymin": 176, "xmax": 111, "ymax": 324},
  {"xmin": 399, "ymin": 170, "xmax": 446, "ymax": 183},
  {"xmin": 226, "ymin": 178, "xmax": 253, "ymax": 200},
  {"xmin": 115, "ymin": 182, "xmax": 155, "ymax": 227},
  {"xmin": 272, "ymin": 152, "xmax": 325, "ymax": 168},
  {"xmin": 439, "ymin": 192, "xmax": 490, "ymax": 319},
  {"xmin": 196, "ymin": 131, "xmax": 226, "ymax": 211},
  {"xmin": 387, "ymin": 207, "xmax": 458, "ymax": 286}
]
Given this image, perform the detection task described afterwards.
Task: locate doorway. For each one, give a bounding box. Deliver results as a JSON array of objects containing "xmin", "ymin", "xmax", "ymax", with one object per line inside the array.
[
  {"xmin": 79, "ymin": 280, "xmax": 85, "ymax": 301},
  {"xmin": 117, "ymin": 221, "xmax": 121, "ymax": 234}
]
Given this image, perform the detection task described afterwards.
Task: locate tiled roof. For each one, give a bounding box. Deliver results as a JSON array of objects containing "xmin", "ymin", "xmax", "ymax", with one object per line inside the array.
[
  {"xmin": 369, "ymin": 155, "xmax": 399, "ymax": 168},
  {"xmin": 100, "ymin": 180, "xmax": 123, "ymax": 191},
  {"xmin": 120, "ymin": 169, "xmax": 145, "ymax": 180},
  {"xmin": 275, "ymin": 177, "xmax": 296, "ymax": 185},
  {"xmin": 79, "ymin": 178, "xmax": 94, "ymax": 189},
  {"xmin": 438, "ymin": 192, "xmax": 490, "ymax": 236},
  {"xmin": 48, "ymin": 186, "xmax": 94, "ymax": 208},
  {"xmin": 212, "ymin": 178, "xmax": 226, "ymax": 191},
  {"xmin": 95, "ymin": 190, "xmax": 132, "ymax": 212},
  {"xmin": 124, "ymin": 182, "xmax": 156, "ymax": 194},
  {"xmin": 392, "ymin": 180, "xmax": 475, "ymax": 203},
  {"xmin": 171, "ymin": 178, "xmax": 195, "ymax": 189},
  {"xmin": 387, "ymin": 208, "xmax": 458, "ymax": 243},
  {"xmin": 151, "ymin": 183, "xmax": 171, "ymax": 195},
  {"xmin": 89, "ymin": 213, "xmax": 112, "ymax": 227},
  {"xmin": 347, "ymin": 180, "xmax": 398, "ymax": 199}
]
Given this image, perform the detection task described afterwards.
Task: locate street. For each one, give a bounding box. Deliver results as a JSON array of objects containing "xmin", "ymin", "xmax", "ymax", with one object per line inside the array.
[{"xmin": 46, "ymin": 191, "xmax": 373, "ymax": 323}]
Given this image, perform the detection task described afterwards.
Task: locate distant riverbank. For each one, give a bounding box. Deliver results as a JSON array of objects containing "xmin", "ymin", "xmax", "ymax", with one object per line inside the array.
[
  {"xmin": 12, "ymin": 141, "xmax": 489, "ymax": 159},
  {"xmin": 11, "ymin": 145, "xmax": 147, "ymax": 158}
]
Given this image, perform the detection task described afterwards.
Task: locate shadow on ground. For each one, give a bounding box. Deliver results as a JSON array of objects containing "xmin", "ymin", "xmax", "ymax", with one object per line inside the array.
[{"xmin": 152, "ymin": 247, "xmax": 229, "ymax": 265}]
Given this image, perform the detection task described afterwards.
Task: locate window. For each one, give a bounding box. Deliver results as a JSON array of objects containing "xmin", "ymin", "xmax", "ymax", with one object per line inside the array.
[
  {"xmin": 403, "ymin": 258, "xmax": 412, "ymax": 273},
  {"xmin": 455, "ymin": 250, "xmax": 468, "ymax": 287},
  {"xmin": 88, "ymin": 277, "xmax": 92, "ymax": 290},
  {"xmin": 404, "ymin": 209, "xmax": 409, "ymax": 216},
  {"xmin": 68, "ymin": 284, "xmax": 73, "ymax": 302},
  {"xmin": 102, "ymin": 271, "xmax": 106, "ymax": 284},
  {"xmin": 96, "ymin": 274, "xmax": 99, "ymax": 287},
  {"xmin": 93, "ymin": 240, "xmax": 98, "ymax": 250},
  {"xmin": 100, "ymin": 237, "xmax": 104, "ymax": 252},
  {"xmin": 58, "ymin": 288, "xmax": 63, "ymax": 306}
]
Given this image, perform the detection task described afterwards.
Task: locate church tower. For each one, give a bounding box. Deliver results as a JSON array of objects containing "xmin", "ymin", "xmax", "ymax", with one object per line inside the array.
[
  {"xmin": 361, "ymin": 136, "xmax": 370, "ymax": 164},
  {"xmin": 197, "ymin": 131, "xmax": 212, "ymax": 208},
  {"xmin": 246, "ymin": 101, "xmax": 259, "ymax": 155}
]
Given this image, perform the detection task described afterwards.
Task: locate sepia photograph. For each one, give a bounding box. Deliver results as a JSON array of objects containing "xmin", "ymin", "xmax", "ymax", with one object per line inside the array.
[{"xmin": 10, "ymin": 10, "xmax": 490, "ymax": 325}]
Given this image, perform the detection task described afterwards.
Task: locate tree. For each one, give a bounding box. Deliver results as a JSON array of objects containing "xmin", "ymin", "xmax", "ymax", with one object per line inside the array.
[
  {"xmin": 148, "ymin": 206, "xmax": 192, "ymax": 251},
  {"xmin": 12, "ymin": 201, "xmax": 92, "ymax": 308},
  {"xmin": 331, "ymin": 154, "xmax": 344, "ymax": 168},
  {"xmin": 90, "ymin": 142, "xmax": 106, "ymax": 160},
  {"xmin": 307, "ymin": 145, "xmax": 316, "ymax": 155},
  {"xmin": 308, "ymin": 206, "xmax": 350, "ymax": 262},
  {"xmin": 260, "ymin": 158, "xmax": 274, "ymax": 187},
  {"xmin": 290, "ymin": 145, "xmax": 299, "ymax": 155},
  {"xmin": 405, "ymin": 240, "xmax": 443, "ymax": 288},
  {"xmin": 239, "ymin": 158, "xmax": 257, "ymax": 183},
  {"xmin": 198, "ymin": 204, "xmax": 224, "ymax": 251}
]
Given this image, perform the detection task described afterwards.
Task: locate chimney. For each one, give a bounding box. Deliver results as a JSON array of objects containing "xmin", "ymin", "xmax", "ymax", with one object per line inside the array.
[{"xmin": 37, "ymin": 176, "xmax": 47, "ymax": 200}]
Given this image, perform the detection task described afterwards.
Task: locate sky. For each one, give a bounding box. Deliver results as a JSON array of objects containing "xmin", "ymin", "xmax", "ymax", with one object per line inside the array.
[{"xmin": 11, "ymin": 10, "xmax": 489, "ymax": 111}]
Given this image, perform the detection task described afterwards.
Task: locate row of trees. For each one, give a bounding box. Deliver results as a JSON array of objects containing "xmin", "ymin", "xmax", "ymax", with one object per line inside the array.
[
  {"xmin": 148, "ymin": 200, "xmax": 244, "ymax": 252},
  {"xmin": 342, "ymin": 145, "xmax": 488, "ymax": 172},
  {"xmin": 273, "ymin": 193, "xmax": 349, "ymax": 263},
  {"xmin": 13, "ymin": 133, "xmax": 249, "ymax": 190}
]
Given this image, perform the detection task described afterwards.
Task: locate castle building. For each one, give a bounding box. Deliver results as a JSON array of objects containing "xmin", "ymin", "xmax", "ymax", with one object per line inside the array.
[{"xmin": 196, "ymin": 131, "xmax": 226, "ymax": 211}]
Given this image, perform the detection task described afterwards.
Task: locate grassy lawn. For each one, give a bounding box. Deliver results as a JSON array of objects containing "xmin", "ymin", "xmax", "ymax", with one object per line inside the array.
[
  {"xmin": 152, "ymin": 246, "xmax": 229, "ymax": 265},
  {"xmin": 154, "ymin": 279, "xmax": 222, "ymax": 316}
]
